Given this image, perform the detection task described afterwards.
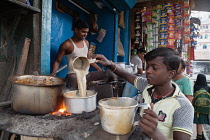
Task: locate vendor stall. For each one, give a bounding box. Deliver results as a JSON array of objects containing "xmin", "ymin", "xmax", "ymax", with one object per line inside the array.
[{"xmin": 130, "ymin": 0, "xmax": 195, "ymax": 76}]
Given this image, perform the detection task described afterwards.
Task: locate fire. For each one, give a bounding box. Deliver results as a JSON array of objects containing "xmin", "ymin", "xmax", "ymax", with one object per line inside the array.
[{"xmin": 51, "ymin": 106, "xmax": 72, "ymax": 116}]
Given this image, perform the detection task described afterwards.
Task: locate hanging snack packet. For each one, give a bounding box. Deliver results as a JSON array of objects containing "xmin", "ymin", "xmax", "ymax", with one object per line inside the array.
[
  {"xmin": 160, "ymin": 17, "xmax": 167, "ymax": 24},
  {"xmin": 168, "ymin": 16, "xmax": 175, "ymax": 24},
  {"xmin": 160, "ymin": 32, "xmax": 167, "ymax": 39},
  {"xmin": 183, "ymin": 17, "xmax": 190, "ymax": 26},
  {"xmin": 160, "ymin": 24, "xmax": 168, "ymax": 32},
  {"xmin": 183, "ymin": 0, "xmax": 190, "ymax": 8},
  {"xmin": 175, "ymin": 19, "xmax": 182, "ymax": 29},
  {"xmin": 184, "ymin": 26, "xmax": 190, "ymax": 34},
  {"xmin": 165, "ymin": 3, "xmax": 173, "ymax": 14},
  {"xmin": 168, "ymin": 31, "xmax": 175, "ymax": 39},
  {"xmin": 135, "ymin": 22, "xmax": 141, "ymax": 29},
  {"xmin": 159, "ymin": 39, "xmax": 167, "ymax": 47},
  {"xmin": 157, "ymin": 5, "xmax": 162, "ymax": 9},
  {"xmin": 135, "ymin": 29, "xmax": 141, "ymax": 36},
  {"xmin": 168, "ymin": 24, "xmax": 175, "ymax": 31},
  {"xmin": 135, "ymin": 13, "xmax": 141, "ymax": 22},
  {"xmin": 184, "ymin": 35, "xmax": 191, "ymax": 44},
  {"xmin": 134, "ymin": 37, "xmax": 140, "ymax": 44},
  {"xmin": 183, "ymin": 9, "xmax": 190, "ymax": 17},
  {"xmin": 161, "ymin": 10, "xmax": 167, "ymax": 17},
  {"xmin": 174, "ymin": 4, "xmax": 182, "ymax": 19},
  {"xmin": 175, "ymin": 29, "xmax": 182, "ymax": 40},
  {"xmin": 147, "ymin": 30, "xmax": 153, "ymax": 39},
  {"xmin": 167, "ymin": 39, "xmax": 175, "ymax": 48}
]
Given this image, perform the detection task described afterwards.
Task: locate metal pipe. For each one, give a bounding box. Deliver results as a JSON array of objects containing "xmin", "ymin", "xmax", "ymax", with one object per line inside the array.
[{"xmin": 68, "ymin": 0, "xmax": 90, "ymax": 14}]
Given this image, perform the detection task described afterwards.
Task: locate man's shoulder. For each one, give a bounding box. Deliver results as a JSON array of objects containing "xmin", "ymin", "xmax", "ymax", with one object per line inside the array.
[
  {"xmin": 60, "ymin": 39, "xmax": 73, "ymax": 49},
  {"xmin": 176, "ymin": 75, "xmax": 192, "ymax": 83},
  {"xmin": 182, "ymin": 76, "xmax": 193, "ymax": 83},
  {"xmin": 130, "ymin": 54, "xmax": 141, "ymax": 61},
  {"xmin": 130, "ymin": 54, "xmax": 137, "ymax": 58},
  {"xmin": 61, "ymin": 39, "xmax": 72, "ymax": 46}
]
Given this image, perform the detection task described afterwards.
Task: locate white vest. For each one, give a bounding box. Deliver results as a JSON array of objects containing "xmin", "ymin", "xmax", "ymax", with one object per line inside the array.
[{"xmin": 66, "ymin": 38, "xmax": 88, "ymax": 74}]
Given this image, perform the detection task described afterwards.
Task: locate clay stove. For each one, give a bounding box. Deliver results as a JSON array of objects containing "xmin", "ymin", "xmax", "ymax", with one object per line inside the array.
[{"xmin": 0, "ymin": 105, "xmax": 149, "ymax": 140}]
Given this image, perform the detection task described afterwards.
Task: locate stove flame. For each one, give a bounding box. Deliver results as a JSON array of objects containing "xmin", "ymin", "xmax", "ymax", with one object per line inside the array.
[{"xmin": 51, "ymin": 107, "xmax": 72, "ymax": 116}]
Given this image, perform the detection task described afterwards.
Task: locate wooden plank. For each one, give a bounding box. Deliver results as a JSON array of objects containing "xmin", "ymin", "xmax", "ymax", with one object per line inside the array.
[
  {"xmin": 16, "ymin": 38, "xmax": 31, "ymax": 75},
  {"xmin": 32, "ymin": 0, "xmax": 41, "ymax": 74},
  {"xmin": 0, "ymin": 131, "xmax": 10, "ymax": 140}
]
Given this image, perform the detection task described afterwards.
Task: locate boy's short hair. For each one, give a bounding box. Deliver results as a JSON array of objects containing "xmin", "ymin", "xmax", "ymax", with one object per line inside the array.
[
  {"xmin": 73, "ymin": 19, "xmax": 89, "ymax": 30},
  {"xmin": 137, "ymin": 48, "xmax": 147, "ymax": 54},
  {"xmin": 144, "ymin": 47, "xmax": 181, "ymax": 73}
]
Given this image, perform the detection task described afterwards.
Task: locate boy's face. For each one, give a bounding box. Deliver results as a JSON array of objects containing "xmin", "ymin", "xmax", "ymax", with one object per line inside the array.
[
  {"xmin": 145, "ymin": 56, "xmax": 175, "ymax": 86},
  {"xmin": 75, "ymin": 28, "xmax": 89, "ymax": 40},
  {"xmin": 176, "ymin": 63, "xmax": 184, "ymax": 75}
]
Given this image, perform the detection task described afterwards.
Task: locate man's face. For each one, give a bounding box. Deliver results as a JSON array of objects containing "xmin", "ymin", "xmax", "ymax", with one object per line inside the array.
[
  {"xmin": 146, "ymin": 56, "xmax": 175, "ymax": 86},
  {"xmin": 139, "ymin": 52, "xmax": 146, "ymax": 60},
  {"xmin": 75, "ymin": 28, "xmax": 89, "ymax": 40}
]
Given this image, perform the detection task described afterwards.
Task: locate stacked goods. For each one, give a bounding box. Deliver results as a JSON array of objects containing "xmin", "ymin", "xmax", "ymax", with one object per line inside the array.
[
  {"xmin": 133, "ymin": 0, "xmax": 192, "ymax": 61},
  {"xmin": 186, "ymin": 60, "xmax": 193, "ymax": 77}
]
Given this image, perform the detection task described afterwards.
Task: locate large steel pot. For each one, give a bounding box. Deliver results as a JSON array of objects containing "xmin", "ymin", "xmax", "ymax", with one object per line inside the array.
[
  {"xmin": 98, "ymin": 97, "xmax": 138, "ymax": 135},
  {"xmin": 63, "ymin": 90, "xmax": 97, "ymax": 114},
  {"xmin": 9, "ymin": 75, "xmax": 66, "ymax": 115}
]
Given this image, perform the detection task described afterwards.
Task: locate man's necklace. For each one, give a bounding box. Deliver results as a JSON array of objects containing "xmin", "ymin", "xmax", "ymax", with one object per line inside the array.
[{"xmin": 152, "ymin": 88, "xmax": 175, "ymax": 100}]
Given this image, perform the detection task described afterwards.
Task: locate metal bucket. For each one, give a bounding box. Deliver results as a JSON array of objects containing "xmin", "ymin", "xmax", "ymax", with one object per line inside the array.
[
  {"xmin": 9, "ymin": 75, "xmax": 66, "ymax": 115},
  {"xmin": 63, "ymin": 90, "xmax": 97, "ymax": 114},
  {"xmin": 98, "ymin": 97, "xmax": 138, "ymax": 135}
]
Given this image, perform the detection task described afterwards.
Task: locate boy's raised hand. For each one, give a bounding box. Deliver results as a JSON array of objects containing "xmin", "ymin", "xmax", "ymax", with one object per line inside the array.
[
  {"xmin": 139, "ymin": 103, "xmax": 167, "ymax": 140},
  {"xmin": 93, "ymin": 54, "xmax": 112, "ymax": 67}
]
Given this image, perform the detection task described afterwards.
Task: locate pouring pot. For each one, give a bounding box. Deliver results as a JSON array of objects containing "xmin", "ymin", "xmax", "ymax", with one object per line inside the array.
[
  {"xmin": 8, "ymin": 75, "xmax": 66, "ymax": 115},
  {"xmin": 69, "ymin": 56, "xmax": 96, "ymax": 72},
  {"xmin": 98, "ymin": 97, "xmax": 138, "ymax": 135}
]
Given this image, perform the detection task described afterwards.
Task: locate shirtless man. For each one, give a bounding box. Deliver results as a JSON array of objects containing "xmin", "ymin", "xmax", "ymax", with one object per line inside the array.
[{"xmin": 52, "ymin": 19, "xmax": 107, "ymax": 89}]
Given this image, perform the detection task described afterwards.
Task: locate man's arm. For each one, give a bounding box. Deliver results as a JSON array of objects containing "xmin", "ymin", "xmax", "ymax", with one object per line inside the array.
[
  {"xmin": 52, "ymin": 43, "xmax": 66, "ymax": 74},
  {"xmin": 94, "ymin": 54, "xmax": 136, "ymax": 84},
  {"xmin": 185, "ymin": 95, "xmax": 193, "ymax": 102},
  {"xmin": 183, "ymin": 78, "xmax": 194, "ymax": 102},
  {"xmin": 173, "ymin": 131, "xmax": 191, "ymax": 140},
  {"xmin": 137, "ymin": 68, "xmax": 143, "ymax": 74},
  {"xmin": 90, "ymin": 63, "xmax": 102, "ymax": 71}
]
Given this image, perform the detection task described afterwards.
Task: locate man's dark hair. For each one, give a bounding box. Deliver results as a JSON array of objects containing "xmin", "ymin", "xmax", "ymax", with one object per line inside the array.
[
  {"xmin": 137, "ymin": 48, "xmax": 147, "ymax": 54},
  {"xmin": 180, "ymin": 59, "xmax": 186, "ymax": 70},
  {"xmin": 190, "ymin": 17, "xmax": 201, "ymax": 26},
  {"xmin": 144, "ymin": 47, "xmax": 181, "ymax": 73},
  {"xmin": 73, "ymin": 19, "xmax": 89, "ymax": 30}
]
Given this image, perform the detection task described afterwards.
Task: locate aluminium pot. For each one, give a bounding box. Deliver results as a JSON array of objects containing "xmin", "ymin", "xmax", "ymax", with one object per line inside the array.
[
  {"xmin": 9, "ymin": 75, "xmax": 66, "ymax": 115},
  {"xmin": 63, "ymin": 90, "xmax": 97, "ymax": 114},
  {"xmin": 98, "ymin": 97, "xmax": 138, "ymax": 135}
]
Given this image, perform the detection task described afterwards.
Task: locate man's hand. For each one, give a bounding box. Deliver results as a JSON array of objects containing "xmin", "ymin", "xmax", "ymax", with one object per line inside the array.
[{"xmin": 93, "ymin": 54, "xmax": 112, "ymax": 67}]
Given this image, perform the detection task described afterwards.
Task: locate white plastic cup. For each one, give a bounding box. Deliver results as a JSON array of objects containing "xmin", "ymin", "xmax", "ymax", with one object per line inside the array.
[{"xmin": 139, "ymin": 103, "xmax": 151, "ymax": 117}]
